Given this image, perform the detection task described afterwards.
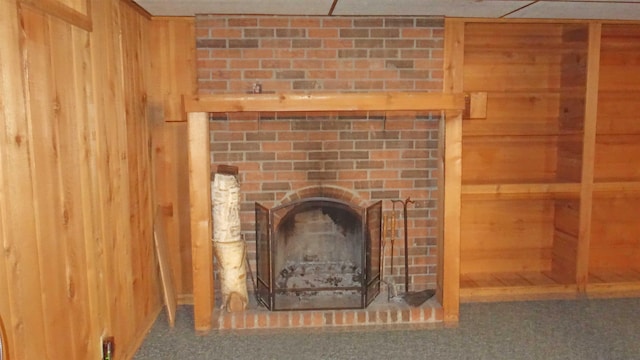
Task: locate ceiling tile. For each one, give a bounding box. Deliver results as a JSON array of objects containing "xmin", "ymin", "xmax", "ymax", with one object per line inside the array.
[
  {"xmin": 331, "ymin": 0, "xmax": 534, "ymax": 17},
  {"xmin": 507, "ymin": 1, "xmax": 640, "ymax": 20},
  {"xmin": 133, "ymin": 0, "xmax": 640, "ymax": 20},
  {"xmin": 133, "ymin": 0, "xmax": 335, "ymax": 16}
]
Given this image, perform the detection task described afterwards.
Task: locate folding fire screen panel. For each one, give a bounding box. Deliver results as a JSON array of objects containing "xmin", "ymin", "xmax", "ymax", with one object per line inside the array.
[{"xmin": 255, "ymin": 198, "xmax": 382, "ymax": 311}]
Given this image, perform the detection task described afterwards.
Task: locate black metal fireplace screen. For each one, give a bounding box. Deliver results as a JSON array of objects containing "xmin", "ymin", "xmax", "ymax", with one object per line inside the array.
[{"xmin": 255, "ymin": 198, "xmax": 382, "ymax": 311}]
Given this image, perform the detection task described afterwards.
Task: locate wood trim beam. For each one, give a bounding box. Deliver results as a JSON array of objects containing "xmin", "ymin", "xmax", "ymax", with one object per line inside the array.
[
  {"xmin": 19, "ymin": 0, "xmax": 92, "ymax": 31},
  {"xmin": 183, "ymin": 92, "xmax": 465, "ymax": 114}
]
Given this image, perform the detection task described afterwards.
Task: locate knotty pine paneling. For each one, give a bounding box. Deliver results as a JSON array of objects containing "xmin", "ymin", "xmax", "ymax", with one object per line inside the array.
[
  {"xmin": 0, "ymin": 2, "xmax": 48, "ymax": 359},
  {"xmin": 0, "ymin": 0, "xmax": 161, "ymax": 358},
  {"xmin": 152, "ymin": 123, "xmax": 193, "ymax": 299},
  {"xmin": 148, "ymin": 17, "xmax": 196, "ymax": 300},
  {"xmin": 149, "ymin": 17, "xmax": 196, "ymax": 122},
  {"xmin": 120, "ymin": 1, "xmax": 160, "ymax": 338}
]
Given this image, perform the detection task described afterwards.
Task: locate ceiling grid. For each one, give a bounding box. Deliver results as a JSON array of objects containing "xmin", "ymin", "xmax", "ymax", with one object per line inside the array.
[{"xmin": 133, "ymin": 0, "xmax": 640, "ymax": 20}]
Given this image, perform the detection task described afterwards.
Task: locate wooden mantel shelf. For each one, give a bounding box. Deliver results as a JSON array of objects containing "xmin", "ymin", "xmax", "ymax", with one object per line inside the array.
[{"xmin": 183, "ymin": 92, "xmax": 465, "ymax": 114}]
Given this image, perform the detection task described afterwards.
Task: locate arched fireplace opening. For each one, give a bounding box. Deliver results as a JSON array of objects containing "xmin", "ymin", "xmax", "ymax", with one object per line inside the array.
[{"xmin": 255, "ymin": 198, "xmax": 382, "ymax": 311}]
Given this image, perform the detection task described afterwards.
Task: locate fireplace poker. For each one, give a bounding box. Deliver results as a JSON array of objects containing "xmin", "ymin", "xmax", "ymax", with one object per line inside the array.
[
  {"xmin": 392, "ymin": 197, "xmax": 435, "ymax": 307},
  {"xmin": 381, "ymin": 212, "xmax": 398, "ymax": 300},
  {"xmin": 381, "ymin": 214, "xmax": 388, "ymax": 297},
  {"xmin": 390, "ymin": 202, "xmax": 398, "ymax": 287},
  {"xmin": 382, "ymin": 213, "xmax": 388, "ymax": 285}
]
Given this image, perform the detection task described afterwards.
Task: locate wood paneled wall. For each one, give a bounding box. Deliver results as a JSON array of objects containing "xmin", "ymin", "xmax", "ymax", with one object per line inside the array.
[
  {"xmin": 152, "ymin": 122, "xmax": 193, "ymax": 300},
  {"xmin": 148, "ymin": 17, "xmax": 196, "ymax": 301},
  {"xmin": 148, "ymin": 17, "xmax": 197, "ymax": 122},
  {"xmin": 0, "ymin": 0, "xmax": 180, "ymax": 358}
]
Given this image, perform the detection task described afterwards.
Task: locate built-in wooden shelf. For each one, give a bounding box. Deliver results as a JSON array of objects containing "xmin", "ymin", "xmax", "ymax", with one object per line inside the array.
[
  {"xmin": 462, "ymin": 183, "xmax": 582, "ymax": 200},
  {"xmin": 446, "ymin": 20, "xmax": 640, "ymax": 312},
  {"xmin": 587, "ymin": 270, "xmax": 640, "ymax": 296},
  {"xmin": 593, "ymin": 181, "xmax": 640, "ymax": 194},
  {"xmin": 460, "ymin": 271, "xmax": 578, "ymax": 302}
]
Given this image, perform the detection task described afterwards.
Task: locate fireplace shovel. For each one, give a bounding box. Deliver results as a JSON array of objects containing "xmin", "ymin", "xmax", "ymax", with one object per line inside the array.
[{"xmin": 393, "ymin": 197, "xmax": 435, "ymax": 307}]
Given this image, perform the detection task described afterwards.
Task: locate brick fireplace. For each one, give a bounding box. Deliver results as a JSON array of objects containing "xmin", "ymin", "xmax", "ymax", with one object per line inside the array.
[
  {"xmin": 195, "ymin": 15, "xmax": 445, "ymax": 329},
  {"xmin": 203, "ymin": 109, "xmax": 442, "ymax": 329}
]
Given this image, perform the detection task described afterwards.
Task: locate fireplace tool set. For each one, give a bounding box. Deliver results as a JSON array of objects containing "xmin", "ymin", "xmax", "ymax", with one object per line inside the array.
[
  {"xmin": 383, "ymin": 197, "xmax": 435, "ymax": 307},
  {"xmin": 381, "ymin": 211, "xmax": 399, "ymax": 301}
]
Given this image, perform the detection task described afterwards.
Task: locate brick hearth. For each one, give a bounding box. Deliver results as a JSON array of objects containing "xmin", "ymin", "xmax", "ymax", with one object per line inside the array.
[{"xmin": 213, "ymin": 290, "xmax": 443, "ymax": 330}]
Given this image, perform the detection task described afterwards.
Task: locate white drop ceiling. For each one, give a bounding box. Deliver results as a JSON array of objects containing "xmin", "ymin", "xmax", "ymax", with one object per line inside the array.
[{"xmin": 133, "ymin": 0, "xmax": 640, "ymax": 20}]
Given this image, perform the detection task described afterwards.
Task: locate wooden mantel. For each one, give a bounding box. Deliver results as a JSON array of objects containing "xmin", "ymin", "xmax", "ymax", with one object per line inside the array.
[
  {"xmin": 183, "ymin": 91, "xmax": 465, "ymax": 114},
  {"xmin": 184, "ymin": 91, "xmax": 465, "ymax": 332}
]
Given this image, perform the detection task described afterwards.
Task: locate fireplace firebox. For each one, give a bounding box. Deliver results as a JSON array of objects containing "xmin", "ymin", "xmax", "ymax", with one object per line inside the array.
[{"xmin": 255, "ymin": 198, "xmax": 382, "ymax": 311}]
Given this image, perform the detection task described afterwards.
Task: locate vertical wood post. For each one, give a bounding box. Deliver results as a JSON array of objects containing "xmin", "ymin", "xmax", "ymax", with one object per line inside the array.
[
  {"xmin": 576, "ymin": 22, "xmax": 601, "ymax": 292},
  {"xmin": 441, "ymin": 19, "xmax": 465, "ymax": 323},
  {"xmin": 187, "ymin": 112, "xmax": 213, "ymax": 332},
  {"xmin": 442, "ymin": 110, "xmax": 462, "ymax": 323}
]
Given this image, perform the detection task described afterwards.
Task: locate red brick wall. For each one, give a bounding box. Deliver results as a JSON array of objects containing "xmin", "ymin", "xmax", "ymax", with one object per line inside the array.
[
  {"xmin": 196, "ymin": 15, "xmax": 444, "ymax": 93},
  {"xmin": 196, "ymin": 15, "xmax": 444, "ymax": 294}
]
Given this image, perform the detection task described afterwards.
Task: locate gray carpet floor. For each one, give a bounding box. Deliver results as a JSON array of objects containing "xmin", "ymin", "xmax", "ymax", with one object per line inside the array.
[{"xmin": 134, "ymin": 297, "xmax": 640, "ymax": 360}]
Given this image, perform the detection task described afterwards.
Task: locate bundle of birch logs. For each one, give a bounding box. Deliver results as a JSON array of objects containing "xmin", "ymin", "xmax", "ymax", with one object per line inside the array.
[{"xmin": 212, "ymin": 165, "xmax": 248, "ymax": 312}]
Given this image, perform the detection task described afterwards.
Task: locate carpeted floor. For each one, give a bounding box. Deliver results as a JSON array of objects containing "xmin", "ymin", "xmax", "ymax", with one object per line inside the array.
[{"xmin": 134, "ymin": 297, "xmax": 640, "ymax": 360}]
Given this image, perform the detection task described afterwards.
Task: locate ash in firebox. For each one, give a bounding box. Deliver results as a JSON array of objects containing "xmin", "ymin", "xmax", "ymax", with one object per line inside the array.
[{"xmin": 276, "ymin": 260, "xmax": 362, "ymax": 294}]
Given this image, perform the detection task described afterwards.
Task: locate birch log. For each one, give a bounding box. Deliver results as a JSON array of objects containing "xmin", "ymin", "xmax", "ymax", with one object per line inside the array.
[{"xmin": 212, "ymin": 167, "xmax": 248, "ymax": 312}]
